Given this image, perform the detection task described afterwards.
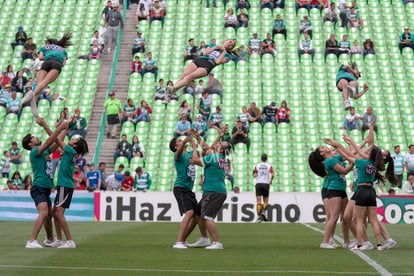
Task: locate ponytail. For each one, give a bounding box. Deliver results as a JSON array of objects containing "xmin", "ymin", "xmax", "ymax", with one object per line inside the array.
[
  {"xmin": 46, "ymin": 32, "xmax": 73, "ymax": 48},
  {"xmin": 308, "ymin": 149, "xmax": 327, "ymax": 178},
  {"xmin": 384, "ymin": 152, "xmax": 399, "ymax": 187}
]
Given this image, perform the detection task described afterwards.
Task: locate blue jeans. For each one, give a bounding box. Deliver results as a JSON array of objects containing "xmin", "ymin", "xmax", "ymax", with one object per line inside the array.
[
  {"xmin": 310, "ymin": 4, "xmax": 321, "ymax": 10},
  {"xmin": 184, "ymin": 87, "xmax": 194, "ymax": 95},
  {"xmin": 236, "ymin": 21, "xmax": 248, "ymax": 28},
  {"xmin": 141, "ymin": 68, "xmax": 158, "ymax": 81},
  {"xmin": 207, "ymin": 88, "xmax": 223, "ymax": 99},
  {"xmin": 344, "ymin": 119, "xmax": 359, "ymax": 131},
  {"xmin": 150, "ymin": 16, "xmax": 164, "ymax": 27},
  {"xmin": 206, "ymin": 0, "xmax": 217, "ymax": 7},
  {"xmin": 296, "ymin": 2, "xmax": 310, "ymax": 11},
  {"xmin": 262, "ymin": 116, "xmax": 276, "ymax": 124},
  {"xmin": 114, "ymin": 150, "xmax": 132, "ymax": 162},
  {"xmin": 261, "ymin": 2, "xmax": 274, "ymax": 10},
  {"xmin": 136, "ymin": 113, "xmax": 150, "ymax": 122},
  {"xmin": 68, "ymin": 129, "xmax": 87, "ymax": 138},
  {"xmin": 236, "ymin": 3, "xmax": 250, "ymax": 10},
  {"xmin": 278, "ymin": 118, "xmax": 290, "ymax": 124}
]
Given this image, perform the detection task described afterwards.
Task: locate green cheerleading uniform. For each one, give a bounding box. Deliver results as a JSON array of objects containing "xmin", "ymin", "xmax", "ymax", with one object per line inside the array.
[
  {"xmin": 30, "ymin": 146, "xmax": 54, "ymax": 188},
  {"xmin": 174, "ymin": 151, "xmax": 196, "ymax": 190},
  {"xmin": 39, "ymin": 44, "xmax": 68, "ymax": 64},
  {"xmin": 202, "ymin": 153, "xmax": 227, "ymax": 194},
  {"xmin": 57, "ymin": 145, "xmax": 77, "ymax": 188},
  {"xmin": 324, "ymin": 155, "xmax": 347, "ymax": 191},
  {"xmin": 354, "ymin": 159, "xmax": 377, "ymax": 207},
  {"xmin": 199, "ymin": 43, "xmax": 232, "ymax": 63},
  {"xmin": 355, "ymin": 159, "xmax": 376, "ymax": 184},
  {"xmin": 336, "ymin": 64, "xmax": 357, "ymax": 87}
]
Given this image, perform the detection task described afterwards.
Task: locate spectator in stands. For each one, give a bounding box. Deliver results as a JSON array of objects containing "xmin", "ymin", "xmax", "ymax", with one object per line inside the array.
[
  {"xmin": 136, "ymin": 100, "xmax": 152, "ymax": 122},
  {"xmin": 157, "ymin": 0, "xmax": 167, "ymax": 13},
  {"xmin": 299, "ymin": 16, "xmax": 312, "ymax": 39},
  {"xmin": 324, "ymin": 2, "xmax": 338, "ymax": 26},
  {"xmin": 236, "ymin": 0, "xmax": 250, "ymax": 11},
  {"xmin": 132, "ymin": 135, "xmax": 145, "ymax": 158},
  {"xmin": 296, "ymin": 0, "xmax": 310, "ymax": 12},
  {"xmin": 226, "ymin": 160, "xmax": 235, "ymax": 190},
  {"xmin": 90, "ymin": 30, "xmax": 104, "ymax": 52},
  {"xmin": 247, "ymin": 102, "xmax": 261, "ymax": 123},
  {"xmin": 183, "ymin": 38, "xmax": 198, "ymax": 64},
  {"xmin": 338, "ymin": 35, "xmax": 350, "ymax": 57},
  {"xmin": 68, "ymin": 108, "xmax": 88, "ymax": 138},
  {"xmin": 22, "ymin": 175, "xmax": 32, "ymax": 190},
  {"xmin": 208, "ymin": 105, "xmax": 224, "ymax": 130},
  {"xmin": 183, "ymin": 80, "xmax": 196, "ymax": 96},
  {"xmin": 406, "ymin": 145, "xmax": 414, "ymax": 176},
  {"xmin": 4, "ymin": 180, "xmax": 17, "ymax": 191},
  {"xmin": 276, "ymin": 100, "xmax": 290, "ymax": 126},
  {"xmin": 121, "ymin": 98, "xmax": 137, "ymax": 125},
  {"xmin": 0, "ymin": 84, "xmax": 11, "ymax": 107},
  {"xmin": 11, "ymin": 171, "xmax": 22, "ymax": 189},
  {"xmin": 197, "ymin": 90, "xmax": 212, "ymax": 121},
  {"xmin": 261, "ymin": 33, "xmax": 276, "ymax": 56},
  {"xmin": 343, "ymin": 107, "xmax": 362, "ymax": 131},
  {"xmin": 192, "ymin": 114, "xmax": 208, "ymax": 141},
  {"xmin": 236, "ymin": 106, "xmax": 250, "ymax": 132},
  {"xmin": 7, "ymin": 91, "xmax": 22, "ymax": 118},
  {"xmin": 104, "ymin": 91, "xmax": 122, "ymax": 139},
  {"xmin": 402, "ymin": 175, "xmax": 414, "ymax": 194},
  {"xmin": 324, "ymin": 34, "xmax": 338, "ymax": 61},
  {"xmin": 350, "ymin": 40, "xmax": 362, "ymax": 56},
  {"xmin": 163, "ymin": 80, "xmax": 179, "ymax": 103},
  {"xmin": 178, "ymin": 100, "xmax": 193, "ymax": 121},
  {"xmin": 261, "ymin": 0, "xmax": 274, "ymax": 10},
  {"xmin": 150, "ymin": 1, "xmax": 165, "ymax": 27},
  {"xmin": 86, "ymin": 163, "xmax": 101, "ymax": 191},
  {"xmin": 224, "ymin": 8, "xmax": 237, "ymax": 29},
  {"xmin": 392, "ymin": 145, "xmax": 405, "ymax": 188},
  {"xmin": 221, "ymin": 124, "xmax": 231, "ymax": 142},
  {"xmin": 232, "ymin": 45, "xmax": 248, "ymax": 63},
  {"xmin": 363, "ymin": 37, "xmax": 376, "ymax": 57},
  {"xmin": 298, "ymin": 33, "xmax": 315, "ymax": 62},
  {"xmin": 272, "ymin": 14, "xmax": 287, "ymax": 40},
  {"xmin": 141, "ymin": 52, "xmax": 158, "ymax": 81},
  {"xmin": 106, "ymin": 173, "xmax": 123, "ymax": 191},
  {"xmin": 114, "ymin": 134, "xmax": 133, "ymax": 162},
  {"xmin": 6, "ymin": 65, "xmax": 15, "ymax": 80},
  {"xmin": 131, "ymin": 55, "xmax": 142, "ymax": 74},
  {"xmin": 134, "ymin": 167, "xmax": 152, "ymax": 192},
  {"xmin": 237, "ymin": 8, "xmax": 249, "ymax": 29},
  {"xmin": 11, "ymin": 26, "xmax": 27, "ymax": 50},
  {"xmin": 347, "ymin": 7, "xmax": 363, "ymax": 29},
  {"xmin": 310, "ymin": 0, "xmax": 322, "ymax": 10},
  {"xmin": 262, "ymin": 102, "xmax": 277, "ymax": 125},
  {"xmin": 399, "ymin": 26, "xmax": 414, "ymax": 53},
  {"xmin": 119, "ymin": 171, "xmax": 133, "ymax": 191},
  {"xmin": 230, "ymin": 120, "xmax": 250, "ymax": 152},
  {"xmin": 247, "ymin": 32, "xmax": 262, "ymax": 56},
  {"xmin": 89, "ymin": 41, "xmax": 102, "ymax": 60},
  {"xmin": 197, "ymin": 41, "xmax": 207, "ymax": 57},
  {"xmin": 77, "ymin": 154, "xmax": 87, "ymax": 174},
  {"xmin": 132, "ymin": 31, "xmax": 146, "ymax": 56},
  {"xmin": 74, "ymin": 165, "xmax": 86, "ymax": 190},
  {"xmin": 21, "ymin": 38, "xmax": 36, "ymax": 61},
  {"xmin": 1, "ymin": 150, "xmax": 11, "ymax": 179},
  {"xmin": 154, "ymin": 79, "xmax": 167, "ymax": 101},
  {"xmin": 206, "ymin": 73, "xmax": 223, "ymax": 101},
  {"xmin": 98, "ymin": 162, "xmax": 108, "ymax": 191},
  {"xmin": 11, "ymin": 70, "xmax": 27, "ymax": 94},
  {"xmin": 174, "ymin": 115, "xmax": 191, "ymax": 138},
  {"xmin": 0, "ymin": 71, "xmax": 11, "ymax": 89},
  {"xmin": 105, "ymin": 3, "xmax": 124, "ymax": 53},
  {"xmin": 135, "ymin": 3, "xmax": 150, "ymax": 27},
  {"xmin": 206, "ymin": 0, "xmax": 217, "ymax": 8},
  {"xmin": 362, "ymin": 106, "xmax": 378, "ymax": 134},
  {"xmin": 101, "ymin": 0, "xmax": 112, "ymax": 27},
  {"xmin": 338, "ymin": 0, "xmax": 350, "ymax": 27},
  {"xmin": 404, "ymin": 0, "xmax": 414, "ymax": 5},
  {"xmin": 195, "ymin": 79, "xmax": 205, "ymax": 95}
]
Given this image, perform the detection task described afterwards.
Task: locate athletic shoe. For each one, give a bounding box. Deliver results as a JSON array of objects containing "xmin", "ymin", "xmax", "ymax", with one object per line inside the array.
[
  {"xmin": 257, "ymin": 217, "xmax": 263, "ymax": 223},
  {"xmin": 329, "ymin": 238, "xmax": 340, "ymax": 248},
  {"xmin": 205, "ymin": 241, "xmax": 223, "ymax": 250},
  {"xmin": 31, "ymin": 99, "xmax": 40, "ymax": 118},
  {"xmin": 166, "ymin": 86, "xmax": 175, "ymax": 95},
  {"xmin": 361, "ymin": 241, "xmax": 374, "ymax": 250},
  {"xmin": 343, "ymin": 239, "xmax": 357, "ymax": 249},
  {"xmin": 351, "ymin": 246, "xmax": 362, "ymax": 251},
  {"xmin": 260, "ymin": 213, "xmax": 268, "ymax": 222},
  {"xmin": 187, "ymin": 237, "xmax": 211, "ymax": 248},
  {"xmin": 347, "ymin": 85, "xmax": 356, "ymax": 99},
  {"xmin": 26, "ymin": 240, "xmax": 43, "ymax": 249},
  {"xmin": 320, "ymin": 243, "xmax": 336, "ymax": 249},
  {"xmin": 44, "ymin": 239, "xmax": 64, "ymax": 248},
  {"xmin": 344, "ymin": 100, "xmax": 352, "ymax": 110},
  {"xmin": 382, "ymin": 239, "xmax": 397, "ymax": 250},
  {"xmin": 162, "ymin": 96, "xmax": 170, "ymax": 104},
  {"xmin": 377, "ymin": 245, "xmax": 384, "ymax": 251},
  {"xmin": 172, "ymin": 242, "xmax": 188, "ymax": 249},
  {"xmin": 58, "ymin": 240, "xmax": 76, "ymax": 248}
]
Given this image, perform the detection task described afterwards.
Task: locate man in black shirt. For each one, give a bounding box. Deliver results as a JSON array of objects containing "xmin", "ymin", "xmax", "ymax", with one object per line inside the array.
[
  {"xmin": 262, "ymin": 102, "xmax": 277, "ymax": 124},
  {"xmin": 261, "ymin": 33, "xmax": 276, "ymax": 56},
  {"xmin": 324, "ymin": 34, "xmax": 338, "ymax": 61},
  {"xmin": 229, "ymin": 120, "xmax": 250, "ymax": 153},
  {"xmin": 113, "ymin": 134, "xmax": 133, "ymax": 162}
]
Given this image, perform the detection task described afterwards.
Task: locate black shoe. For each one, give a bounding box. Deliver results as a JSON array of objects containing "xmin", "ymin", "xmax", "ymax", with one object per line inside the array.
[
  {"xmin": 106, "ymin": 132, "xmax": 110, "ymax": 138},
  {"xmin": 261, "ymin": 213, "xmax": 267, "ymax": 222}
]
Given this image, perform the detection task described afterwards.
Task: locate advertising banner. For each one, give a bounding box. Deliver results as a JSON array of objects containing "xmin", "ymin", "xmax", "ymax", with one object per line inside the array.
[{"xmin": 377, "ymin": 195, "xmax": 414, "ymax": 224}]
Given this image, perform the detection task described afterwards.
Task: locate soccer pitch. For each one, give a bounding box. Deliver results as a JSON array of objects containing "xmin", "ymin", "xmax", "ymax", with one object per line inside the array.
[{"xmin": 0, "ymin": 222, "xmax": 412, "ymax": 276}]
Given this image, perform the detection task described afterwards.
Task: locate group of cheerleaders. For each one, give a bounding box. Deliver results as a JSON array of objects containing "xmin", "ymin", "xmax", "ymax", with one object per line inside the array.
[{"xmin": 309, "ymin": 126, "xmax": 398, "ymax": 250}]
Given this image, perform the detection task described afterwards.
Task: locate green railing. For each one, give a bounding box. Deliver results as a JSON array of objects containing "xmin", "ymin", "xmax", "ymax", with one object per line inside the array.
[{"xmin": 92, "ymin": 0, "xmax": 126, "ymax": 165}]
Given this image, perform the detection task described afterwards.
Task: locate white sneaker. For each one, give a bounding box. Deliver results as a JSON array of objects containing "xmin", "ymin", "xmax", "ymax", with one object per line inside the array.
[
  {"xmin": 206, "ymin": 241, "xmax": 223, "ymax": 250},
  {"xmin": 31, "ymin": 99, "xmax": 40, "ymax": 118},
  {"xmin": 377, "ymin": 245, "xmax": 384, "ymax": 251},
  {"xmin": 344, "ymin": 100, "xmax": 352, "ymax": 110},
  {"xmin": 172, "ymin": 242, "xmax": 188, "ymax": 249},
  {"xmin": 58, "ymin": 240, "xmax": 76, "ymax": 248},
  {"xmin": 187, "ymin": 237, "xmax": 211, "ymax": 248},
  {"xmin": 162, "ymin": 96, "xmax": 170, "ymax": 104},
  {"xmin": 26, "ymin": 240, "xmax": 43, "ymax": 248},
  {"xmin": 382, "ymin": 239, "xmax": 397, "ymax": 250},
  {"xmin": 329, "ymin": 238, "xmax": 340, "ymax": 248},
  {"xmin": 44, "ymin": 239, "xmax": 64, "ymax": 248},
  {"xmin": 343, "ymin": 239, "xmax": 357, "ymax": 249},
  {"xmin": 320, "ymin": 243, "xmax": 336, "ymax": 249},
  {"xmin": 361, "ymin": 241, "xmax": 374, "ymax": 250},
  {"xmin": 347, "ymin": 85, "xmax": 356, "ymax": 98}
]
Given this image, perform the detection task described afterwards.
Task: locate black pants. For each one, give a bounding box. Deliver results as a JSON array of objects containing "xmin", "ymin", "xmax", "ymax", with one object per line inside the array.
[
  {"xmin": 229, "ymin": 137, "xmax": 250, "ymax": 152},
  {"xmin": 272, "ymin": 29, "xmax": 287, "ymax": 40}
]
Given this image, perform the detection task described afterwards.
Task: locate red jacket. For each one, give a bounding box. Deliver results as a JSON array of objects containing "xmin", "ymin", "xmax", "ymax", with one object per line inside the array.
[
  {"xmin": 136, "ymin": 106, "xmax": 152, "ymax": 116},
  {"xmin": 0, "ymin": 75, "xmax": 11, "ymax": 88},
  {"xmin": 132, "ymin": 61, "xmax": 142, "ymax": 71}
]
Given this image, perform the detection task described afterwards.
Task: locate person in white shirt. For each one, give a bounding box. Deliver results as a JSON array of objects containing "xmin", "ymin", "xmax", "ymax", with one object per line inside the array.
[
  {"xmin": 401, "ymin": 175, "xmax": 414, "ymax": 194},
  {"xmin": 90, "ymin": 30, "xmax": 105, "ymax": 51},
  {"xmin": 253, "ymin": 153, "xmax": 274, "ymax": 222},
  {"xmin": 298, "ymin": 33, "xmax": 315, "ymax": 62},
  {"xmin": 405, "ymin": 144, "xmax": 414, "ymax": 176},
  {"xmin": 138, "ymin": 0, "xmax": 153, "ymax": 10},
  {"xmin": 343, "ymin": 107, "xmax": 362, "ymax": 131}
]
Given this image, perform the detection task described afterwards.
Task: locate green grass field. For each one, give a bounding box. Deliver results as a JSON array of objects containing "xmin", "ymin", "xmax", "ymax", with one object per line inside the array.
[{"xmin": 0, "ymin": 222, "xmax": 412, "ymax": 276}]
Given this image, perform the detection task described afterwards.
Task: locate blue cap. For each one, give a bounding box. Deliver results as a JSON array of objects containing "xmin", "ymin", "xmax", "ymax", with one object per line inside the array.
[
  {"xmin": 115, "ymin": 173, "xmax": 124, "ymax": 182},
  {"xmin": 18, "ymin": 26, "xmax": 23, "ymax": 31}
]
